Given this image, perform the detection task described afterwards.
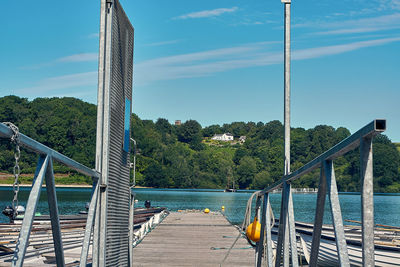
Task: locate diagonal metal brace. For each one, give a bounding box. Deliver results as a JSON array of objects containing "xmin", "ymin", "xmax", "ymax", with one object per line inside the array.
[{"xmin": 12, "ymin": 155, "xmax": 49, "ymax": 267}]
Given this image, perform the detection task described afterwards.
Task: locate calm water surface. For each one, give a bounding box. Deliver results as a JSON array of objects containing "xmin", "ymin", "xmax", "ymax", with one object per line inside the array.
[{"xmin": 1, "ymin": 187, "xmax": 399, "ymax": 226}]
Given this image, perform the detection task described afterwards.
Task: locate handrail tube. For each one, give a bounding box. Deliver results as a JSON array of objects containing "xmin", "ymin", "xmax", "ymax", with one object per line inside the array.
[
  {"xmin": 0, "ymin": 123, "xmax": 100, "ymax": 179},
  {"xmin": 259, "ymin": 119, "xmax": 385, "ymax": 195}
]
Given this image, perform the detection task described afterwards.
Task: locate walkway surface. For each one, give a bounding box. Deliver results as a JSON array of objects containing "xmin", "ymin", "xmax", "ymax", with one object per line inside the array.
[{"xmin": 132, "ymin": 211, "xmax": 255, "ymax": 266}]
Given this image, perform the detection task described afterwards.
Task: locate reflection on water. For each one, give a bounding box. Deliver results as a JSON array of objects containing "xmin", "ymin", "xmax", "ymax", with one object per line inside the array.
[
  {"xmin": 0, "ymin": 187, "xmax": 93, "ymax": 223},
  {"xmin": 0, "ymin": 187, "xmax": 399, "ymax": 226}
]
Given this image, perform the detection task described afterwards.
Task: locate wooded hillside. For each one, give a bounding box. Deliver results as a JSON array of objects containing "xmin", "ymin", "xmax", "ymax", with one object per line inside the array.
[{"xmin": 1, "ymin": 96, "xmax": 399, "ymax": 192}]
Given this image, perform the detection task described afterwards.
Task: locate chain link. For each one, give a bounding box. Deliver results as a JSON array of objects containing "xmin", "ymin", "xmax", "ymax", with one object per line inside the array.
[{"xmin": 3, "ymin": 122, "xmax": 21, "ymax": 213}]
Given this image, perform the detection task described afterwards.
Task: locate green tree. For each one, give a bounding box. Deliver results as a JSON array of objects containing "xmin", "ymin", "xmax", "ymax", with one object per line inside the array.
[
  {"xmin": 252, "ymin": 170, "xmax": 273, "ymax": 189},
  {"xmin": 177, "ymin": 120, "xmax": 202, "ymax": 143},
  {"xmin": 202, "ymin": 124, "xmax": 222, "ymax": 137},
  {"xmin": 162, "ymin": 143, "xmax": 193, "ymax": 188},
  {"xmin": 1, "ymin": 96, "xmax": 399, "ymax": 192},
  {"xmin": 177, "ymin": 120, "xmax": 204, "ymax": 151},
  {"xmin": 237, "ymin": 156, "xmax": 257, "ymax": 189},
  {"xmin": 143, "ymin": 162, "xmax": 169, "ymax": 188},
  {"xmin": 155, "ymin": 118, "xmax": 172, "ymax": 134},
  {"xmin": 233, "ymin": 147, "xmax": 249, "ymax": 165},
  {"xmin": 373, "ymin": 135, "xmax": 400, "ymax": 190}
]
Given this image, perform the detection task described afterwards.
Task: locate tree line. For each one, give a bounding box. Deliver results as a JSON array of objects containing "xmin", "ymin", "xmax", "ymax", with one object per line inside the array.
[{"xmin": 1, "ymin": 96, "xmax": 399, "ymax": 192}]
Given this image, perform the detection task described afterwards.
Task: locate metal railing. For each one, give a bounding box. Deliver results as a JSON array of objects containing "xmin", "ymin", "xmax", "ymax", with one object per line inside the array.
[
  {"xmin": 0, "ymin": 122, "xmax": 101, "ymax": 267},
  {"xmin": 252, "ymin": 119, "xmax": 386, "ymax": 267}
]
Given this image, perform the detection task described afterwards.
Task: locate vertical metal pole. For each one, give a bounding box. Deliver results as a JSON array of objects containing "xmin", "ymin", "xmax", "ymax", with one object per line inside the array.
[
  {"xmin": 80, "ymin": 183, "xmax": 99, "ymax": 267},
  {"xmin": 254, "ymin": 196, "xmax": 262, "ymax": 263},
  {"xmin": 99, "ymin": 1, "xmax": 114, "ymax": 260},
  {"xmin": 92, "ymin": 187, "xmax": 101, "ymax": 267},
  {"xmin": 287, "ymin": 187, "xmax": 298, "ymax": 267},
  {"xmin": 129, "ymin": 191, "xmax": 135, "ymax": 266},
  {"xmin": 12, "ymin": 155, "xmax": 49, "ymax": 267},
  {"xmin": 360, "ymin": 136, "xmax": 375, "ymax": 266},
  {"xmin": 45, "ymin": 158, "xmax": 65, "ymax": 267},
  {"xmin": 130, "ymin": 138, "xmax": 137, "ymax": 187},
  {"xmin": 283, "ymin": 211, "xmax": 289, "ymax": 266},
  {"xmin": 265, "ymin": 195, "xmax": 274, "ymax": 267},
  {"xmin": 325, "ymin": 160, "xmax": 350, "ymax": 266},
  {"xmin": 277, "ymin": 2, "xmax": 292, "ymax": 265},
  {"xmin": 309, "ymin": 167, "xmax": 327, "ymax": 266},
  {"xmin": 282, "ymin": 0, "xmax": 291, "ymax": 177},
  {"xmin": 95, "ymin": 0, "xmax": 114, "ymax": 265},
  {"xmin": 275, "ymin": 183, "xmax": 289, "ymax": 267},
  {"xmin": 283, "ymin": 217, "xmax": 290, "ymax": 266},
  {"xmin": 256, "ymin": 194, "xmax": 267, "ymax": 267},
  {"xmin": 93, "ymin": 0, "xmax": 107, "ymax": 263}
]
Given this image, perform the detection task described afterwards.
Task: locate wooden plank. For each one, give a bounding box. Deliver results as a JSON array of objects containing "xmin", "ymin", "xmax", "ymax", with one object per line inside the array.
[{"xmin": 132, "ymin": 211, "xmax": 255, "ymax": 266}]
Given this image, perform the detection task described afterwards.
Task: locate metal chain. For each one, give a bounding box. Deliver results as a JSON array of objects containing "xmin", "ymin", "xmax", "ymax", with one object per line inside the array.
[{"xmin": 3, "ymin": 122, "xmax": 21, "ymax": 213}]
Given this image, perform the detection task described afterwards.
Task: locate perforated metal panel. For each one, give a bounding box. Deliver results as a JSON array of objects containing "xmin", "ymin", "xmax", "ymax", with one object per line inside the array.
[
  {"xmin": 94, "ymin": 0, "xmax": 134, "ymax": 266},
  {"xmin": 106, "ymin": 1, "xmax": 133, "ymax": 265}
]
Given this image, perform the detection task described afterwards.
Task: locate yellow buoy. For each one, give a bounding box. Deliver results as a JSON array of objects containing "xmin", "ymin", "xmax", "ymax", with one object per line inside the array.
[
  {"xmin": 221, "ymin": 206, "xmax": 225, "ymax": 210},
  {"xmin": 204, "ymin": 208, "xmax": 210, "ymax": 213},
  {"xmin": 246, "ymin": 217, "xmax": 261, "ymax": 242}
]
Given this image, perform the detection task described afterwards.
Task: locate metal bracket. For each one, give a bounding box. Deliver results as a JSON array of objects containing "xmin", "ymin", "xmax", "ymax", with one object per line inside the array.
[
  {"xmin": 100, "ymin": 183, "xmax": 107, "ymax": 189},
  {"xmin": 106, "ymin": 0, "xmax": 113, "ymax": 12}
]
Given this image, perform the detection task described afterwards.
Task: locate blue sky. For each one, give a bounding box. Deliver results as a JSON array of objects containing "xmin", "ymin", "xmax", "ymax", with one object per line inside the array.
[{"xmin": 1, "ymin": 0, "xmax": 400, "ymax": 141}]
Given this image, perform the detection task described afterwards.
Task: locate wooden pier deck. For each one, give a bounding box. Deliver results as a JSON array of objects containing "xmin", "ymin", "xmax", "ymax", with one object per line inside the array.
[{"xmin": 132, "ymin": 211, "xmax": 255, "ymax": 266}]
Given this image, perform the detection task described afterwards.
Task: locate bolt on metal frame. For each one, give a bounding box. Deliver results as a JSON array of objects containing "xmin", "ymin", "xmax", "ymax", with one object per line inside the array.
[
  {"xmin": 253, "ymin": 119, "xmax": 386, "ymax": 267},
  {"xmin": 0, "ymin": 122, "xmax": 101, "ymax": 267}
]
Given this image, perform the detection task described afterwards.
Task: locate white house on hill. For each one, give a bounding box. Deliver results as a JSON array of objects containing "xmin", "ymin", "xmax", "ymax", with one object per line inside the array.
[{"xmin": 211, "ymin": 133, "xmax": 234, "ymax": 141}]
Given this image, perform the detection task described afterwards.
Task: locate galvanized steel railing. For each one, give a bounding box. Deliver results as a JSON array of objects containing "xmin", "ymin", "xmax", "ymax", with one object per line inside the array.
[
  {"xmin": 0, "ymin": 122, "xmax": 101, "ymax": 267},
  {"xmin": 253, "ymin": 119, "xmax": 386, "ymax": 267}
]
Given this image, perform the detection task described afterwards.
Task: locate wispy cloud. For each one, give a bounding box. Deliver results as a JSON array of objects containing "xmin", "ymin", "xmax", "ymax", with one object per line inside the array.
[
  {"xmin": 15, "ymin": 37, "xmax": 400, "ymax": 93},
  {"xmin": 315, "ymin": 26, "xmax": 400, "ymax": 35},
  {"xmin": 20, "ymin": 62, "xmax": 54, "ymax": 70},
  {"xmin": 135, "ymin": 37, "xmax": 400, "ymax": 85},
  {"xmin": 300, "ymin": 12, "xmax": 400, "ymax": 36},
  {"xmin": 391, "ymin": 0, "xmax": 400, "ymax": 10},
  {"xmin": 57, "ymin": 53, "xmax": 98, "ymax": 62},
  {"xmin": 379, "ymin": 0, "xmax": 400, "ymax": 11},
  {"xmin": 139, "ymin": 44, "xmax": 264, "ymax": 67},
  {"xmin": 293, "ymin": 37, "xmax": 400, "ymax": 60},
  {"xmin": 174, "ymin": 7, "xmax": 238, "ymax": 20},
  {"xmin": 20, "ymin": 52, "xmax": 98, "ymax": 70},
  {"xmin": 143, "ymin": 40, "xmax": 181, "ymax": 47},
  {"xmin": 296, "ymin": 13, "xmax": 400, "ymax": 29},
  {"xmin": 16, "ymin": 71, "xmax": 97, "ymax": 94},
  {"xmin": 88, "ymin": 33, "xmax": 99, "ymax": 39}
]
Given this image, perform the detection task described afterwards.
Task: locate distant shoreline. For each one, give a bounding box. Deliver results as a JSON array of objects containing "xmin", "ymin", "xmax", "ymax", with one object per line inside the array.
[
  {"xmin": 0, "ymin": 184, "xmax": 151, "ymax": 189},
  {"xmin": 0, "ymin": 183, "xmax": 92, "ymax": 188}
]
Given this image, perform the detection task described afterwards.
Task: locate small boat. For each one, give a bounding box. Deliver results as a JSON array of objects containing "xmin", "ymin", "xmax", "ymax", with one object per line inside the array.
[
  {"xmin": 224, "ymin": 188, "xmax": 237, "ymax": 192},
  {"xmin": 225, "ymin": 167, "xmax": 236, "ymax": 192}
]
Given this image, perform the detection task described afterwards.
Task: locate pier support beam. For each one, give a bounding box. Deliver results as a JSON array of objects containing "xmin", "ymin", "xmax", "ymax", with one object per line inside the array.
[
  {"xmin": 45, "ymin": 158, "xmax": 65, "ymax": 267},
  {"xmin": 360, "ymin": 136, "xmax": 374, "ymax": 266},
  {"xmin": 12, "ymin": 156, "xmax": 49, "ymax": 267},
  {"xmin": 310, "ymin": 167, "xmax": 327, "ymax": 265},
  {"xmin": 326, "ymin": 160, "xmax": 350, "ymax": 266}
]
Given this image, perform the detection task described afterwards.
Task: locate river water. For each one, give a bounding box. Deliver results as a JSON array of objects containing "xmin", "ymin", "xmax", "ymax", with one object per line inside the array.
[{"xmin": 1, "ymin": 187, "xmax": 399, "ymax": 226}]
